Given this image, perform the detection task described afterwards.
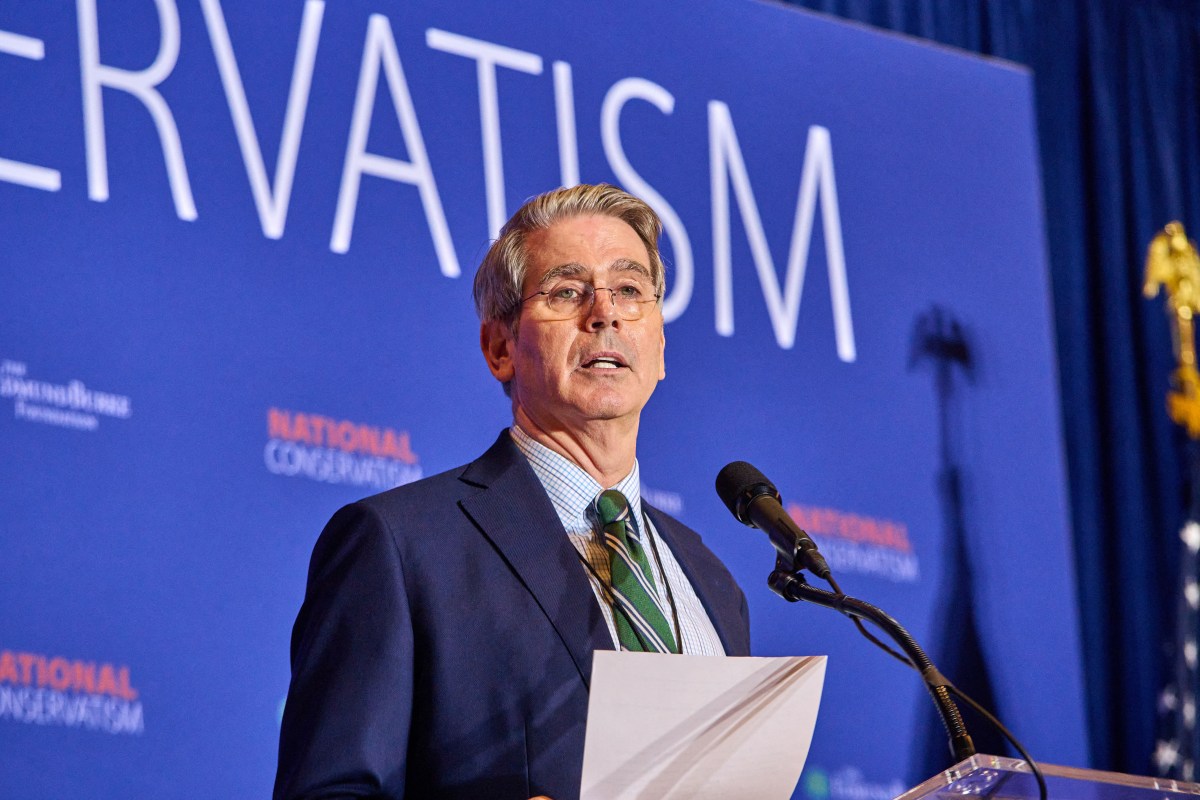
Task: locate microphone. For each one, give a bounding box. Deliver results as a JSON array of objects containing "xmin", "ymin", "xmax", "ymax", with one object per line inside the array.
[
  {"xmin": 717, "ymin": 463, "xmax": 985, "ymax": 768},
  {"xmin": 715, "ymin": 461, "xmax": 831, "ymax": 580}
]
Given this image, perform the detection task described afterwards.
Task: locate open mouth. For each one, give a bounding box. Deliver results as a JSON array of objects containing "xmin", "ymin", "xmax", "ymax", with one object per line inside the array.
[{"xmin": 582, "ymin": 355, "xmax": 627, "ymax": 370}]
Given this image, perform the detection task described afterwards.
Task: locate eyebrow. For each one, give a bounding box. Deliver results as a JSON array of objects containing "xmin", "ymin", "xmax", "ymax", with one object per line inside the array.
[{"xmin": 535, "ymin": 259, "xmax": 653, "ymax": 286}]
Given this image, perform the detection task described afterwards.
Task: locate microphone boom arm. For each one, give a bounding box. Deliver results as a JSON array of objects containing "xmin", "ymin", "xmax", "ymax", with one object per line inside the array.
[{"xmin": 768, "ymin": 562, "xmax": 977, "ymax": 763}]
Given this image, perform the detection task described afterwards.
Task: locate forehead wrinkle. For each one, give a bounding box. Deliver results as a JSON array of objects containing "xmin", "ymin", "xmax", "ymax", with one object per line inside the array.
[{"xmin": 534, "ymin": 258, "xmax": 651, "ymax": 287}]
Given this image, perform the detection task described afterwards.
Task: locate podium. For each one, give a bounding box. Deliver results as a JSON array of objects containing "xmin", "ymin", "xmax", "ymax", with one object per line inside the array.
[{"xmin": 896, "ymin": 755, "xmax": 1200, "ymax": 800}]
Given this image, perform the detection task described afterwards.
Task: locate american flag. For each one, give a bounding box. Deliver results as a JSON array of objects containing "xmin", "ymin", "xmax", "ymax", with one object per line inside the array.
[{"xmin": 1154, "ymin": 520, "xmax": 1200, "ymax": 780}]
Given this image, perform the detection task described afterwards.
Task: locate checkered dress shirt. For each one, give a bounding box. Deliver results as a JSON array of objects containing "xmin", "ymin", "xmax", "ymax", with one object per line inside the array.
[{"xmin": 510, "ymin": 425, "xmax": 725, "ymax": 656}]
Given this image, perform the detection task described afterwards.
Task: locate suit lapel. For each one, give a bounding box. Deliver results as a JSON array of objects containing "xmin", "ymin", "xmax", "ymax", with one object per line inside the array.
[
  {"xmin": 646, "ymin": 505, "xmax": 748, "ymax": 657},
  {"xmin": 457, "ymin": 433, "xmax": 613, "ymax": 687}
]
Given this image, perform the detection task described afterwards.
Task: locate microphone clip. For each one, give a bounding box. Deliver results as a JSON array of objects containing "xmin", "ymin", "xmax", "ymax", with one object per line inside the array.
[{"xmin": 768, "ymin": 556, "xmax": 808, "ymax": 603}]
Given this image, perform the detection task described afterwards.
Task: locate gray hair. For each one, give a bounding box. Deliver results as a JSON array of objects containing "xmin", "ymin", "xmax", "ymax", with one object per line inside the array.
[{"xmin": 472, "ymin": 183, "xmax": 665, "ymax": 327}]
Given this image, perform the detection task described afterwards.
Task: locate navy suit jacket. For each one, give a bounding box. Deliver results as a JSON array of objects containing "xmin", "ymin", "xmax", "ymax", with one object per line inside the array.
[{"xmin": 274, "ymin": 431, "xmax": 750, "ymax": 800}]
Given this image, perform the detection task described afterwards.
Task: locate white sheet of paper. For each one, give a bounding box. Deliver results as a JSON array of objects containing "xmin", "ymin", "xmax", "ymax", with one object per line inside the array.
[{"xmin": 579, "ymin": 652, "xmax": 826, "ymax": 800}]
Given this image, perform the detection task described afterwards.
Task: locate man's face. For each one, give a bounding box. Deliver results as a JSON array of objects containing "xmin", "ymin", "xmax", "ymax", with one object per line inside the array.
[{"xmin": 482, "ymin": 214, "xmax": 666, "ymax": 433}]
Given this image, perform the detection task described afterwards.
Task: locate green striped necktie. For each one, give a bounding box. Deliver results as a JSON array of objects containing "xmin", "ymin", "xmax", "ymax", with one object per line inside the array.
[{"xmin": 596, "ymin": 489, "xmax": 679, "ymax": 654}]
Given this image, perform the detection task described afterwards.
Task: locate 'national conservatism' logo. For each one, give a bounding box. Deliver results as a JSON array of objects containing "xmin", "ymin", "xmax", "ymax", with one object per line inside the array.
[
  {"xmin": 264, "ymin": 407, "xmax": 423, "ymax": 491},
  {"xmin": 0, "ymin": 649, "xmax": 144, "ymax": 735},
  {"xmin": 788, "ymin": 503, "xmax": 919, "ymax": 583},
  {"xmin": 1, "ymin": 359, "xmax": 132, "ymax": 431},
  {"xmin": 801, "ymin": 765, "xmax": 906, "ymax": 800}
]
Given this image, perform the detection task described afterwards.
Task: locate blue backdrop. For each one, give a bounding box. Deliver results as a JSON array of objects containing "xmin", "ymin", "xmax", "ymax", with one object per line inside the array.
[
  {"xmin": 778, "ymin": 0, "xmax": 1200, "ymax": 777},
  {"xmin": 0, "ymin": 1, "xmax": 1086, "ymax": 797}
]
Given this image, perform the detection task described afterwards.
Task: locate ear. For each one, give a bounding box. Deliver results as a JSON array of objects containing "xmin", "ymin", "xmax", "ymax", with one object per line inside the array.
[
  {"xmin": 480, "ymin": 320, "xmax": 516, "ymax": 383},
  {"xmin": 658, "ymin": 323, "xmax": 666, "ymax": 380}
]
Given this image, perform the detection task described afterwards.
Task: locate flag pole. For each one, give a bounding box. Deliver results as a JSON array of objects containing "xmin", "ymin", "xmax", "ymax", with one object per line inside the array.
[{"xmin": 1144, "ymin": 222, "xmax": 1200, "ymax": 780}]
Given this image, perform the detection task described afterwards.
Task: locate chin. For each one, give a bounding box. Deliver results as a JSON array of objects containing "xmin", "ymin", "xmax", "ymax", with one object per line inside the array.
[{"xmin": 572, "ymin": 392, "xmax": 645, "ymax": 422}]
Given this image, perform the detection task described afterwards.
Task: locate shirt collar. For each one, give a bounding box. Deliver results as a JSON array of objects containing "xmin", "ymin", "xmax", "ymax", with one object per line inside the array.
[{"xmin": 509, "ymin": 424, "xmax": 644, "ymax": 536}]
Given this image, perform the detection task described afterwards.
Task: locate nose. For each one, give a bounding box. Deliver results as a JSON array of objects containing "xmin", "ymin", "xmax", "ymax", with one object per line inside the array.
[{"xmin": 585, "ymin": 287, "xmax": 621, "ymax": 329}]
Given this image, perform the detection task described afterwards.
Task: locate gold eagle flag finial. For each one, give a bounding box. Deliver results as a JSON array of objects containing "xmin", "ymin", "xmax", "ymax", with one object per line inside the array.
[{"xmin": 1145, "ymin": 221, "xmax": 1200, "ymax": 438}]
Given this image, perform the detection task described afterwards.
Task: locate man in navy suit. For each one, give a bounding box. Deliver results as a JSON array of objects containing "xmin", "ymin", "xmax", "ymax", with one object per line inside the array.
[{"xmin": 274, "ymin": 184, "xmax": 750, "ymax": 800}]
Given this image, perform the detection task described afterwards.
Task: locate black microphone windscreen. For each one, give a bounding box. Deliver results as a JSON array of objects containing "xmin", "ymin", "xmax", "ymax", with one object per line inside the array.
[{"xmin": 715, "ymin": 461, "xmax": 776, "ymax": 521}]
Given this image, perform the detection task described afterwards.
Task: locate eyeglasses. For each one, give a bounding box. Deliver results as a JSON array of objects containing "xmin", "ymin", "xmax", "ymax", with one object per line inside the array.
[{"xmin": 518, "ymin": 280, "xmax": 663, "ymax": 321}]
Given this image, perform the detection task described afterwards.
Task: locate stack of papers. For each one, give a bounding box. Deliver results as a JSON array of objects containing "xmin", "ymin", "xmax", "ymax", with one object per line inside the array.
[{"xmin": 580, "ymin": 652, "xmax": 827, "ymax": 799}]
